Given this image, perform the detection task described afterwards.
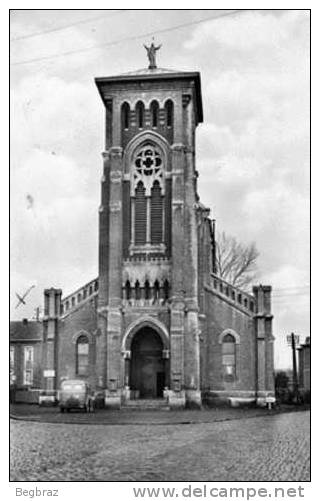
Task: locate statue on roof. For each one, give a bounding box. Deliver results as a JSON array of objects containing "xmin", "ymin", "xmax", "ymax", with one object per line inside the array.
[{"xmin": 143, "ymin": 41, "xmax": 162, "ymax": 69}]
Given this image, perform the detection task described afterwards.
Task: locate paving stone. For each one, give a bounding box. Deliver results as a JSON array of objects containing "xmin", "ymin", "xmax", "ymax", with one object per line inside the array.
[{"xmin": 10, "ymin": 411, "xmax": 310, "ymax": 482}]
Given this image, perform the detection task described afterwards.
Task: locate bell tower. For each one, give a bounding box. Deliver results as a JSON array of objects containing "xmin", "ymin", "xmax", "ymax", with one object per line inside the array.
[{"xmin": 95, "ymin": 48, "xmax": 203, "ymax": 408}]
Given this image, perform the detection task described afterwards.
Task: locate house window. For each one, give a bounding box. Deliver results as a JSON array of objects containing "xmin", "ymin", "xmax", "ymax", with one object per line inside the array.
[
  {"xmin": 10, "ymin": 346, "xmax": 15, "ymax": 384},
  {"xmin": 222, "ymin": 334, "xmax": 236, "ymax": 382},
  {"xmin": 76, "ymin": 335, "xmax": 89, "ymax": 376},
  {"xmin": 23, "ymin": 346, "xmax": 34, "ymax": 385}
]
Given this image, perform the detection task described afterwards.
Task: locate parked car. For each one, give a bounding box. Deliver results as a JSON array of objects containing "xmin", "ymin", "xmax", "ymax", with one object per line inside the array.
[{"xmin": 58, "ymin": 379, "xmax": 94, "ymax": 413}]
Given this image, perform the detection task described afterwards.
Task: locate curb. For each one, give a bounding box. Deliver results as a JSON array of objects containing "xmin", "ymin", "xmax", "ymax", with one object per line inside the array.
[{"xmin": 9, "ymin": 408, "xmax": 307, "ymax": 426}]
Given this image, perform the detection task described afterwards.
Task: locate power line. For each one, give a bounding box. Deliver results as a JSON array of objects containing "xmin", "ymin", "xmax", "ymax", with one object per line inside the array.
[
  {"xmin": 11, "ymin": 10, "xmax": 246, "ymax": 67},
  {"xmin": 273, "ymin": 285, "xmax": 309, "ymax": 292},
  {"xmin": 10, "ymin": 10, "xmax": 128, "ymax": 41}
]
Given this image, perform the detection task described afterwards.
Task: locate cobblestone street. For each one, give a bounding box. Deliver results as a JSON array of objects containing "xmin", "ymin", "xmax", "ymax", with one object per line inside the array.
[{"xmin": 10, "ymin": 410, "xmax": 310, "ymax": 482}]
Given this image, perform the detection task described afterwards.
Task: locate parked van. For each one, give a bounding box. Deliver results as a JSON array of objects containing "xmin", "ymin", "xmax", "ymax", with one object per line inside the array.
[{"xmin": 58, "ymin": 379, "xmax": 94, "ymax": 413}]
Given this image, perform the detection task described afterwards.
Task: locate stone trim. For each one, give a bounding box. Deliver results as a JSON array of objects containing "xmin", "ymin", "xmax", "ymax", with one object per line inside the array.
[
  {"xmin": 123, "ymin": 130, "xmax": 170, "ymax": 175},
  {"xmin": 204, "ymin": 284, "xmax": 254, "ymax": 317},
  {"xmin": 218, "ymin": 329, "xmax": 240, "ymax": 345},
  {"xmin": 71, "ymin": 330, "xmax": 95, "ymax": 345},
  {"xmin": 122, "ymin": 315, "xmax": 170, "ymax": 351}
]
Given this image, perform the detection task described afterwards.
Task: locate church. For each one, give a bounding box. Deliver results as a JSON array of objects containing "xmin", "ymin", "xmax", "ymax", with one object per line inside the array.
[{"xmin": 10, "ymin": 47, "xmax": 275, "ymax": 409}]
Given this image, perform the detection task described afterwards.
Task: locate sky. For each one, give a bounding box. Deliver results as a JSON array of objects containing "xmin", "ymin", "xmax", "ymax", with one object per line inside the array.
[{"xmin": 10, "ymin": 9, "xmax": 310, "ymax": 369}]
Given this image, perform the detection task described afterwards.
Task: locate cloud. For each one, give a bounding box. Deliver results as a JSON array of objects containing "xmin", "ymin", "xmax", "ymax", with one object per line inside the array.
[
  {"xmin": 185, "ymin": 10, "xmax": 309, "ymax": 52},
  {"xmin": 10, "ymin": 23, "xmax": 100, "ymax": 70},
  {"xmin": 10, "ymin": 74, "xmax": 102, "ymax": 319},
  {"xmin": 10, "ymin": 11, "xmax": 310, "ymax": 370}
]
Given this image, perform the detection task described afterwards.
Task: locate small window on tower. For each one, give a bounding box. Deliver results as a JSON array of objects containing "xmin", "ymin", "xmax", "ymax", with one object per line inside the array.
[
  {"xmin": 121, "ymin": 102, "xmax": 130, "ymax": 130},
  {"xmin": 165, "ymin": 100, "xmax": 174, "ymax": 127},
  {"xmin": 135, "ymin": 281, "xmax": 141, "ymax": 300},
  {"xmin": 144, "ymin": 280, "xmax": 151, "ymax": 300},
  {"xmin": 125, "ymin": 280, "xmax": 131, "ymax": 300},
  {"xmin": 154, "ymin": 280, "xmax": 160, "ymax": 301},
  {"xmin": 136, "ymin": 101, "xmax": 145, "ymax": 128},
  {"xmin": 150, "ymin": 100, "xmax": 159, "ymax": 128}
]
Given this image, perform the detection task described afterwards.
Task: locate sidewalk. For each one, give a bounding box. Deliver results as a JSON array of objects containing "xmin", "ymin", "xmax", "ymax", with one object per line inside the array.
[{"xmin": 10, "ymin": 403, "xmax": 308, "ymax": 426}]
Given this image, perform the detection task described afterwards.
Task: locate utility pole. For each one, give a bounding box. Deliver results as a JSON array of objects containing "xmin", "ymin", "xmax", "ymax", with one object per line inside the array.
[{"xmin": 286, "ymin": 332, "xmax": 300, "ymax": 403}]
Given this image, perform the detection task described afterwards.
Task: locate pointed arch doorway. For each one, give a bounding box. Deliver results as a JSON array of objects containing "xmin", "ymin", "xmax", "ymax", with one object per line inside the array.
[{"xmin": 130, "ymin": 327, "xmax": 167, "ymax": 399}]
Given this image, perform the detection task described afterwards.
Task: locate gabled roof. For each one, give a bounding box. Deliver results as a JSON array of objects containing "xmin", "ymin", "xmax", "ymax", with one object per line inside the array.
[{"xmin": 10, "ymin": 320, "xmax": 42, "ymax": 342}]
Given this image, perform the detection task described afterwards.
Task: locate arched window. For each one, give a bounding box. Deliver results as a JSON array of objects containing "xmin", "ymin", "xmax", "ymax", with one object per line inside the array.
[
  {"xmin": 163, "ymin": 279, "xmax": 170, "ymax": 301},
  {"xmin": 121, "ymin": 102, "xmax": 130, "ymax": 130},
  {"xmin": 165, "ymin": 100, "xmax": 174, "ymax": 127},
  {"xmin": 125, "ymin": 280, "xmax": 131, "ymax": 300},
  {"xmin": 134, "ymin": 182, "xmax": 147, "ymax": 245},
  {"xmin": 150, "ymin": 100, "xmax": 159, "ymax": 127},
  {"xmin": 136, "ymin": 101, "xmax": 145, "ymax": 128},
  {"xmin": 135, "ymin": 280, "xmax": 141, "ymax": 300},
  {"xmin": 145, "ymin": 280, "xmax": 151, "ymax": 300},
  {"xmin": 150, "ymin": 181, "xmax": 163, "ymax": 244},
  {"xmin": 154, "ymin": 280, "xmax": 160, "ymax": 301},
  {"xmin": 76, "ymin": 335, "xmax": 89, "ymax": 376},
  {"xmin": 222, "ymin": 334, "xmax": 236, "ymax": 382}
]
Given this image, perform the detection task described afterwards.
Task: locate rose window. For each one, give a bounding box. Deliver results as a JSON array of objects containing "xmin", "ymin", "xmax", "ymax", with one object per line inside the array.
[
  {"xmin": 135, "ymin": 148, "xmax": 162, "ymax": 176},
  {"xmin": 131, "ymin": 144, "xmax": 164, "ymax": 196}
]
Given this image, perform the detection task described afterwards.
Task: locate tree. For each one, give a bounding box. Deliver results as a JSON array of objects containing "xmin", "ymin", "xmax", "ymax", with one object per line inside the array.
[{"xmin": 215, "ymin": 231, "xmax": 259, "ymax": 290}]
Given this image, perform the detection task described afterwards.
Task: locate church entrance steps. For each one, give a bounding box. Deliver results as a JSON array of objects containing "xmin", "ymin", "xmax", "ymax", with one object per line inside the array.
[{"xmin": 122, "ymin": 399, "xmax": 170, "ymax": 411}]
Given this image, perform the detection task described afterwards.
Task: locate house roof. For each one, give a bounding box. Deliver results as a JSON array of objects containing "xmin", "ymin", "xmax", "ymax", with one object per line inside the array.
[{"xmin": 10, "ymin": 320, "xmax": 42, "ymax": 342}]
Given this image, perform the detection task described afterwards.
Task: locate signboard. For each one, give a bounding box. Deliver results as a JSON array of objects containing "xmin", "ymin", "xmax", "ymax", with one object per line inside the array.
[
  {"xmin": 266, "ymin": 396, "xmax": 276, "ymax": 403},
  {"xmin": 43, "ymin": 370, "xmax": 55, "ymax": 377}
]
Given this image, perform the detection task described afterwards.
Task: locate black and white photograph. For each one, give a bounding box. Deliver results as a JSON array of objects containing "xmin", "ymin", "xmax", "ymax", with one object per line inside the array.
[{"xmin": 10, "ymin": 8, "xmax": 310, "ymax": 486}]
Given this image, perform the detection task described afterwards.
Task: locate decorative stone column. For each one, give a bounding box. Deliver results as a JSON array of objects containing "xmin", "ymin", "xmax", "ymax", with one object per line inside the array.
[
  {"xmin": 104, "ymin": 146, "xmax": 123, "ymax": 409},
  {"xmin": 253, "ymin": 285, "xmax": 274, "ymax": 406},
  {"xmin": 183, "ymin": 96, "xmax": 201, "ymax": 408},
  {"xmin": 42, "ymin": 288, "xmax": 61, "ymax": 399},
  {"xmin": 96, "ymin": 150, "xmax": 111, "ymax": 391},
  {"xmin": 169, "ymin": 143, "xmax": 187, "ymax": 409}
]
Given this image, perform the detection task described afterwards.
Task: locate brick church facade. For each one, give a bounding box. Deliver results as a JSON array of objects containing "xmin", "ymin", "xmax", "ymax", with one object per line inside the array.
[{"xmin": 10, "ymin": 60, "xmax": 275, "ymax": 408}]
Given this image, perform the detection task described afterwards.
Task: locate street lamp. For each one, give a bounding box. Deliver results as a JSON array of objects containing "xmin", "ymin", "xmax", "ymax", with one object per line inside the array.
[{"xmin": 286, "ymin": 333, "xmax": 300, "ymax": 403}]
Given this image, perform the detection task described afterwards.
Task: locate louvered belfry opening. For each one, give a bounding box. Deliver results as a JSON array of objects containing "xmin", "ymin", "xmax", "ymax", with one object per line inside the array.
[
  {"xmin": 151, "ymin": 181, "xmax": 163, "ymax": 244},
  {"xmin": 134, "ymin": 181, "xmax": 147, "ymax": 245},
  {"xmin": 129, "ymin": 141, "xmax": 167, "ymax": 254}
]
